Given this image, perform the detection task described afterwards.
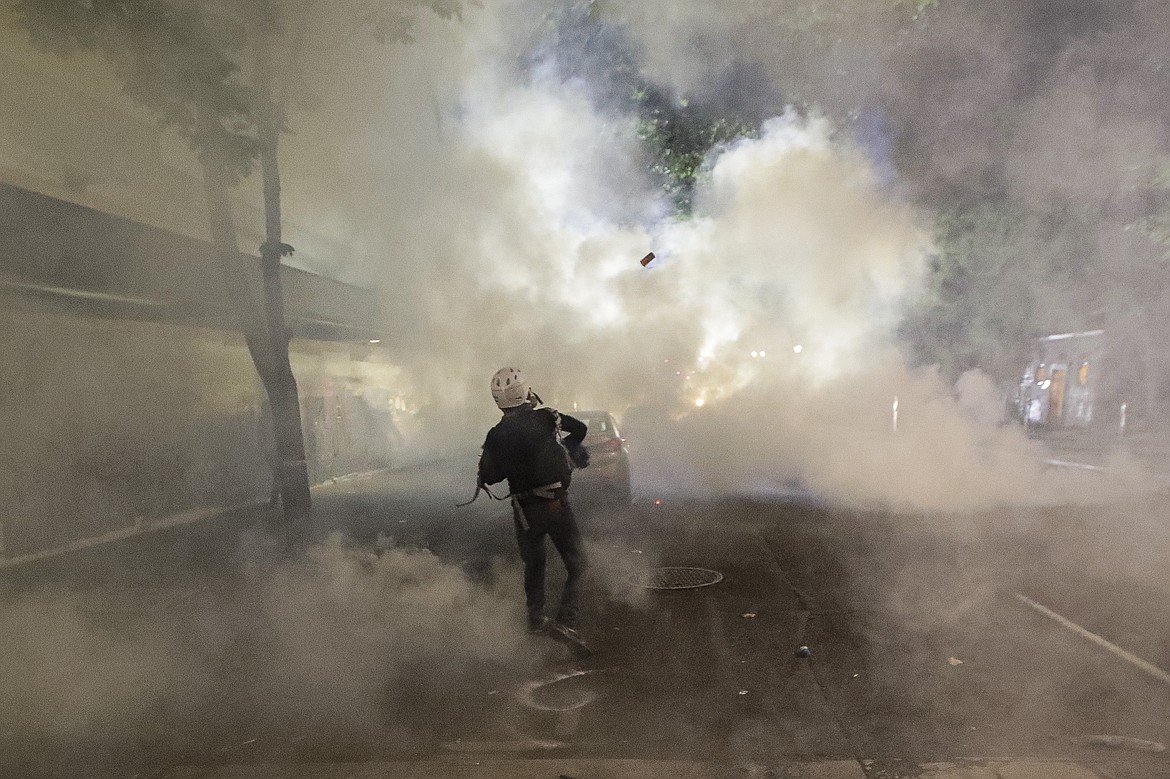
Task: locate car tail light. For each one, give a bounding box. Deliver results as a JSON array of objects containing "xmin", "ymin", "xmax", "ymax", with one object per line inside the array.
[{"xmin": 595, "ymin": 437, "xmax": 623, "ymax": 454}]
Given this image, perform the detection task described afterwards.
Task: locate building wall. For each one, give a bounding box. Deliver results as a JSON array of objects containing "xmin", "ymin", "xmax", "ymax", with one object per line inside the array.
[
  {"xmin": 0, "ymin": 300, "xmax": 413, "ymax": 560},
  {"xmin": 0, "ymin": 26, "xmax": 406, "ymax": 561},
  {"xmin": 0, "ymin": 181, "xmax": 411, "ymax": 563},
  {"xmin": 0, "ymin": 25, "xmax": 351, "ymax": 282}
]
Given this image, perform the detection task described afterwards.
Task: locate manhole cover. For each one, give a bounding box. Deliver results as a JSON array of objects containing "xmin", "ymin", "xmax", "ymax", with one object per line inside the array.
[{"xmin": 629, "ymin": 567, "xmax": 724, "ymax": 590}]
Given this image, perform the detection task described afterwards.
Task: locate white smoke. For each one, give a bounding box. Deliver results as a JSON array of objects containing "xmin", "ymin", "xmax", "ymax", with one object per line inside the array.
[
  {"xmin": 273, "ymin": 0, "xmax": 1140, "ymax": 512},
  {"xmin": 0, "ymin": 538, "xmax": 531, "ymax": 744}
]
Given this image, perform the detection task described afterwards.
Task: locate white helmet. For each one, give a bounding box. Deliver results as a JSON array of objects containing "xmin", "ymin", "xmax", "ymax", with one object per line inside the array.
[{"xmin": 491, "ymin": 367, "xmax": 530, "ymax": 409}]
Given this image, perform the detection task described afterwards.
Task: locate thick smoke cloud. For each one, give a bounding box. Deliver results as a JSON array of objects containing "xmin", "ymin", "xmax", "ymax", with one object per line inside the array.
[
  {"xmin": 3, "ymin": 1, "xmax": 1159, "ymax": 512},
  {"xmin": 5, "ymin": 2, "xmax": 1167, "ymax": 762},
  {"xmin": 271, "ymin": 0, "xmax": 1156, "ymax": 511},
  {"xmin": 613, "ymin": 0, "xmax": 1170, "ymax": 376}
]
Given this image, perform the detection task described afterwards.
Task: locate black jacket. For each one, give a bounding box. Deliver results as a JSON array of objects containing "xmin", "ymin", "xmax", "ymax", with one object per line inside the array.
[{"xmin": 478, "ymin": 405, "xmax": 587, "ymax": 495}]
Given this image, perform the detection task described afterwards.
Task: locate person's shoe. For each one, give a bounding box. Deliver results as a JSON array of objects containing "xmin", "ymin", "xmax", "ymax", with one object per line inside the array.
[
  {"xmin": 548, "ymin": 622, "xmax": 591, "ymax": 657},
  {"xmin": 527, "ymin": 616, "xmax": 550, "ymax": 634}
]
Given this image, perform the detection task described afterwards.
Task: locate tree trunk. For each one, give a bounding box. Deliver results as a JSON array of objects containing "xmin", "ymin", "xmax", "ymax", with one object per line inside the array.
[
  {"xmin": 253, "ymin": 23, "xmax": 315, "ymax": 545},
  {"xmin": 200, "ymin": 142, "xmax": 309, "ymax": 553},
  {"xmin": 256, "ymin": 98, "xmax": 313, "ymax": 547}
]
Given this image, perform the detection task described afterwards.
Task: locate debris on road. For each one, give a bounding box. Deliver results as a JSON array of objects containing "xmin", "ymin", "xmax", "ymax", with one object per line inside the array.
[
  {"xmin": 796, "ymin": 645, "xmax": 812, "ymax": 658},
  {"xmin": 738, "ymin": 690, "xmax": 749, "ymax": 695},
  {"xmin": 1074, "ymin": 734, "xmax": 1166, "ymax": 752},
  {"xmin": 742, "ymin": 612, "xmax": 757, "ymax": 618},
  {"xmin": 948, "ymin": 657, "xmax": 964, "ymax": 666}
]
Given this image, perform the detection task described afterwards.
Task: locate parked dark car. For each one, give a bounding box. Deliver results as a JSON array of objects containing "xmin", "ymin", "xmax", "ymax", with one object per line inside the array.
[{"xmin": 570, "ymin": 410, "xmax": 632, "ymax": 504}]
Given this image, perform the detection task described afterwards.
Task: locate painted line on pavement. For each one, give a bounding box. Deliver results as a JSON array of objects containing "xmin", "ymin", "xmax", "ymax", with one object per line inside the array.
[
  {"xmin": 1014, "ymin": 592, "xmax": 1170, "ymax": 687},
  {"xmin": 1043, "ymin": 459, "xmax": 1107, "ymax": 472},
  {"xmin": 516, "ymin": 669, "xmax": 604, "ymax": 712}
]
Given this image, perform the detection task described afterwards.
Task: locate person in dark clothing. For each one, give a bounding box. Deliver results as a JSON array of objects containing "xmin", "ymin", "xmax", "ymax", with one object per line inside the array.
[{"xmin": 478, "ymin": 367, "xmax": 591, "ymax": 651}]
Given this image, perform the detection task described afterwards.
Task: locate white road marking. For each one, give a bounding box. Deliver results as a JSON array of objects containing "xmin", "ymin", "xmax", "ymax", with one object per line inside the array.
[
  {"xmin": 1014, "ymin": 592, "xmax": 1170, "ymax": 687},
  {"xmin": 1074, "ymin": 734, "xmax": 1166, "ymax": 752},
  {"xmin": 516, "ymin": 669, "xmax": 604, "ymax": 712},
  {"xmin": 1043, "ymin": 459, "xmax": 1107, "ymax": 472}
]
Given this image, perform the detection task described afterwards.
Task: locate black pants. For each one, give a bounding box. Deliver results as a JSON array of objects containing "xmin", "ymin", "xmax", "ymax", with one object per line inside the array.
[{"xmin": 513, "ymin": 496, "xmax": 587, "ymax": 628}]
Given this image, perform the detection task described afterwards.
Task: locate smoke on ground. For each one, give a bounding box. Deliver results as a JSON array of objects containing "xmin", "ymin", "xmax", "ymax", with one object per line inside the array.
[{"xmin": 0, "ymin": 537, "xmax": 532, "ymax": 748}]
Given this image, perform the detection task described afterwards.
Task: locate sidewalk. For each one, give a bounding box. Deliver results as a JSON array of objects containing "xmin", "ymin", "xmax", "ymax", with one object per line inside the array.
[
  {"xmin": 0, "ymin": 457, "xmax": 457, "ymax": 583},
  {"xmin": 1036, "ymin": 426, "xmax": 1170, "ymax": 483}
]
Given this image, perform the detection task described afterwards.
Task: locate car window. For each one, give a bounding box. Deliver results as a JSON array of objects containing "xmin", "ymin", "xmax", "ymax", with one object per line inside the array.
[{"xmin": 577, "ymin": 413, "xmax": 616, "ymax": 436}]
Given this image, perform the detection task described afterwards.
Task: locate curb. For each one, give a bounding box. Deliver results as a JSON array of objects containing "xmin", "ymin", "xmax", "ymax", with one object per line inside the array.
[
  {"xmin": 158, "ymin": 758, "xmax": 868, "ymax": 778},
  {"xmin": 153, "ymin": 757, "xmax": 1137, "ymax": 779}
]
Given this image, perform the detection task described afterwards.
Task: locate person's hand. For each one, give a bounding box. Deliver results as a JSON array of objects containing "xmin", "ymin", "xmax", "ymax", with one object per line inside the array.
[{"xmin": 568, "ymin": 445, "xmax": 590, "ymax": 469}]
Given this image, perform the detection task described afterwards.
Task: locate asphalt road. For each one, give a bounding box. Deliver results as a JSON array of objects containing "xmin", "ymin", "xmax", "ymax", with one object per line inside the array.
[{"xmin": 2, "ymin": 456, "xmax": 1170, "ymax": 778}]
